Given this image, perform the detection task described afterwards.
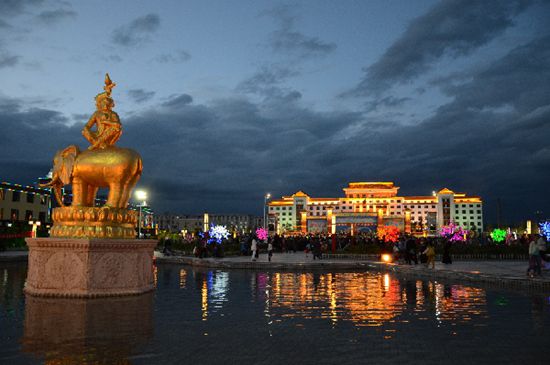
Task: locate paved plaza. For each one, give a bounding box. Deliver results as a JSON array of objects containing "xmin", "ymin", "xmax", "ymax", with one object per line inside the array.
[{"xmin": 155, "ymin": 251, "xmax": 550, "ymax": 291}]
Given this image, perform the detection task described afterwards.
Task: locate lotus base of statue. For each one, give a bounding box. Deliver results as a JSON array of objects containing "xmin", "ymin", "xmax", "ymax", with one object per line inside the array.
[
  {"xmin": 50, "ymin": 206, "xmax": 138, "ymax": 239},
  {"xmin": 24, "ymin": 237, "xmax": 157, "ymax": 298}
]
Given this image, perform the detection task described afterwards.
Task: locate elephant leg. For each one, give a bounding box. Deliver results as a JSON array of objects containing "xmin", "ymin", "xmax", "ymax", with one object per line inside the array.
[
  {"xmin": 106, "ymin": 183, "xmax": 123, "ymax": 208},
  {"xmin": 72, "ymin": 179, "xmax": 87, "ymax": 206},
  {"xmin": 120, "ymin": 175, "xmax": 140, "ymax": 208},
  {"xmin": 85, "ymin": 185, "xmax": 99, "ymax": 206}
]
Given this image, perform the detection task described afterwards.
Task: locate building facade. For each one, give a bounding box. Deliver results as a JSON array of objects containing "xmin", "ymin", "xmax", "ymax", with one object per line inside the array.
[
  {"xmin": 0, "ymin": 182, "xmax": 52, "ymax": 225},
  {"xmin": 154, "ymin": 213, "xmax": 263, "ymax": 234},
  {"xmin": 268, "ymin": 182, "xmax": 483, "ymax": 235}
]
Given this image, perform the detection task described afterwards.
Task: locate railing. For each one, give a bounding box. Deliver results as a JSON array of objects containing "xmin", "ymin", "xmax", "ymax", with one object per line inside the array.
[{"xmin": 322, "ymin": 253, "xmax": 529, "ymax": 261}]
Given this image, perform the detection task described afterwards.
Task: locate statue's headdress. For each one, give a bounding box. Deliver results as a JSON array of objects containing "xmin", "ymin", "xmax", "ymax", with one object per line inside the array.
[{"xmin": 95, "ymin": 73, "xmax": 116, "ymax": 103}]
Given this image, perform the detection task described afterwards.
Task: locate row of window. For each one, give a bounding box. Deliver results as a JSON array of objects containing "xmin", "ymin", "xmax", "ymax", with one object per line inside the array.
[
  {"xmin": 0, "ymin": 189, "xmax": 48, "ymax": 204},
  {"xmin": 1, "ymin": 208, "xmax": 47, "ymax": 222}
]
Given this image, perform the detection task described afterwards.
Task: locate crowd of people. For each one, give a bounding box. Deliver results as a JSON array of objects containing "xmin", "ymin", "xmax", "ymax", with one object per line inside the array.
[{"xmin": 159, "ymin": 229, "xmax": 548, "ymax": 276}]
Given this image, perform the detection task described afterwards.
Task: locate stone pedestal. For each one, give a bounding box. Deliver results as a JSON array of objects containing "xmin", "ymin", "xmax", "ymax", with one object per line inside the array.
[{"xmin": 25, "ymin": 238, "xmax": 157, "ymax": 298}]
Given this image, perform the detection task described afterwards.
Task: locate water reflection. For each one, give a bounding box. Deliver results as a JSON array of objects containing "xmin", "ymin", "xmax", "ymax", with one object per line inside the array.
[
  {"xmin": 22, "ymin": 293, "xmax": 153, "ymax": 364},
  {"xmin": 1, "ymin": 263, "xmax": 549, "ymax": 364}
]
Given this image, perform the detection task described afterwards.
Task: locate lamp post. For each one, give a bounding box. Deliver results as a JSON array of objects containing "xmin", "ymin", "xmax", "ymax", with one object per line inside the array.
[
  {"xmin": 135, "ymin": 190, "xmax": 147, "ymax": 239},
  {"xmin": 264, "ymin": 193, "xmax": 271, "ymax": 231}
]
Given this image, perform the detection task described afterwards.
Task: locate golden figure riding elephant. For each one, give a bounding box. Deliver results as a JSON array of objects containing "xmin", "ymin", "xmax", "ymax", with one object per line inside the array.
[{"xmin": 44, "ymin": 144, "xmax": 142, "ymax": 208}]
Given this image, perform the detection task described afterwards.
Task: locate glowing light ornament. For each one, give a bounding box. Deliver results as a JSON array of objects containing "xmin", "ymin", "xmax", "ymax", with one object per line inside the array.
[
  {"xmin": 439, "ymin": 222, "xmax": 467, "ymax": 242},
  {"xmin": 490, "ymin": 228, "xmax": 506, "ymax": 243},
  {"xmin": 377, "ymin": 225, "xmax": 400, "ymax": 243},
  {"xmin": 208, "ymin": 224, "xmax": 230, "ymax": 244},
  {"xmin": 256, "ymin": 227, "xmax": 268, "ymax": 241},
  {"xmin": 539, "ymin": 221, "xmax": 550, "ymax": 241}
]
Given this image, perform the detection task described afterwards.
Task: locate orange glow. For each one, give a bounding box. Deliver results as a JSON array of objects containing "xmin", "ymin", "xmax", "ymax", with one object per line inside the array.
[{"xmin": 381, "ymin": 254, "xmax": 392, "ymax": 263}]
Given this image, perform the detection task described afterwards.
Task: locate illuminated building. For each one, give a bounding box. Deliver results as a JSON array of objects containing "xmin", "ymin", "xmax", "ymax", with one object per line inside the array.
[
  {"xmin": 268, "ymin": 182, "xmax": 483, "ymax": 235},
  {"xmin": 154, "ymin": 213, "xmax": 262, "ymax": 234},
  {"xmin": 0, "ymin": 182, "xmax": 52, "ymax": 225}
]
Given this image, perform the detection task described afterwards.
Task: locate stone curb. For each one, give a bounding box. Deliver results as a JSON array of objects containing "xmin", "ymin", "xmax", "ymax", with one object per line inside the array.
[{"xmin": 156, "ymin": 256, "xmax": 550, "ymax": 292}]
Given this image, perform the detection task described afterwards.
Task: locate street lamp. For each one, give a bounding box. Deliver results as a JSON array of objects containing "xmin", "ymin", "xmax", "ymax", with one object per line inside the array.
[
  {"xmin": 135, "ymin": 190, "xmax": 147, "ymax": 238},
  {"xmin": 264, "ymin": 193, "xmax": 271, "ymax": 231}
]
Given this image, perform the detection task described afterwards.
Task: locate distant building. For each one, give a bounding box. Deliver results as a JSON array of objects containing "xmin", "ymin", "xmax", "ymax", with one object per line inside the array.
[
  {"xmin": 154, "ymin": 213, "xmax": 263, "ymax": 234},
  {"xmin": 268, "ymin": 182, "xmax": 483, "ymax": 235},
  {"xmin": 0, "ymin": 182, "xmax": 52, "ymax": 225}
]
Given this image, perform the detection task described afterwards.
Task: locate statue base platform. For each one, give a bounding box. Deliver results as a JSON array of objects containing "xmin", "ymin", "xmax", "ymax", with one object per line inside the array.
[
  {"xmin": 25, "ymin": 238, "xmax": 157, "ymax": 298},
  {"xmin": 50, "ymin": 207, "xmax": 138, "ymax": 239}
]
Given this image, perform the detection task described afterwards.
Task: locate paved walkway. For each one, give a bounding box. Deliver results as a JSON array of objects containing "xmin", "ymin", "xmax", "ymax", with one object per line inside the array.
[{"xmin": 156, "ymin": 251, "xmax": 550, "ymax": 291}]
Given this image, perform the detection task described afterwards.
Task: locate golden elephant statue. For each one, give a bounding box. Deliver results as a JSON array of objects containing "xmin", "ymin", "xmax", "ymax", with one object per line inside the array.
[{"xmin": 43, "ymin": 144, "xmax": 142, "ymax": 208}]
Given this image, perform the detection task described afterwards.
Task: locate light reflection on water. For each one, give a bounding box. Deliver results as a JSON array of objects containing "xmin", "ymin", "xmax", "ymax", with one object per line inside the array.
[{"xmin": 0, "ymin": 263, "xmax": 549, "ymax": 364}]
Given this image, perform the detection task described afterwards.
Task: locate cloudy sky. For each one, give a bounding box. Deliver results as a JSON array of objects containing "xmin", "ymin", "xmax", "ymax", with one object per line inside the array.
[{"xmin": 1, "ymin": 0, "xmax": 549, "ymax": 224}]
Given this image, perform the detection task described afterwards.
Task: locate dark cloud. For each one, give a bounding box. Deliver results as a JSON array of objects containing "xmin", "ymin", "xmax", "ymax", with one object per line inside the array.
[
  {"xmin": 111, "ymin": 13, "xmax": 160, "ymax": 47},
  {"xmin": 35, "ymin": 8, "xmax": 77, "ymax": 25},
  {"xmin": 365, "ymin": 96, "xmax": 411, "ymax": 112},
  {"xmin": 153, "ymin": 50, "xmax": 191, "ymax": 63},
  {"xmin": 0, "ymin": 0, "xmax": 43, "ymax": 18},
  {"xmin": 347, "ymin": 0, "xmax": 534, "ymax": 97},
  {"xmin": 127, "ymin": 89, "xmax": 155, "ymax": 103},
  {"xmin": 0, "ymin": 51, "xmax": 20, "ymax": 68},
  {"xmin": 162, "ymin": 94, "xmax": 193, "ymax": 108},
  {"xmin": 237, "ymin": 65, "xmax": 301, "ymax": 101},
  {"xmin": 263, "ymin": 5, "xmax": 336, "ymax": 59}
]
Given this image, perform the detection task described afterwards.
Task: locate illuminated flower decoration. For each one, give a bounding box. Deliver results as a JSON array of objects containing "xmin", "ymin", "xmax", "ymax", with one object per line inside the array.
[
  {"xmin": 490, "ymin": 228, "xmax": 506, "ymax": 243},
  {"xmin": 377, "ymin": 225, "xmax": 400, "ymax": 243},
  {"xmin": 539, "ymin": 221, "xmax": 550, "ymax": 241},
  {"xmin": 439, "ymin": 222, "xmax": 467, "ymax": 242},
  {"xmin": 256, "ymin": 227, "xmax": 268, "ymax": 241},
  {"xmin": 208, "ymin": 224, "xmax": 229, "ymax": 244}
]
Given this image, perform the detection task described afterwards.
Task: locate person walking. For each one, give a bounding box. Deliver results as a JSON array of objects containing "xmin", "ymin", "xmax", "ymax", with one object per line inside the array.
[
  {"xmin": 423, "ymin": 243, "xmax": 436, "ymax": 269},
  {"xmin": 537, "ymin": 234, "xmax": 547, "ymax": 272},
  {"xmin": 527, "ymin": 235, "xmax": 540, "ymax": 277},
  {"xmin": 251, "ymin": 236, "xmax": 258, "ymax": 262},
  {"xmin": 267, "ymin": 241, "xmax": 273, "ymax": 262},
  {"xmin": 442, "ymin": 240, "xmax": 452, "ymax": 264}
]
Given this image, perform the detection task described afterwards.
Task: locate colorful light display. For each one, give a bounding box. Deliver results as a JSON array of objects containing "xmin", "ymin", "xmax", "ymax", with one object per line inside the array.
[
  {"xmin": 377, "ymin": 225, "xmax": 400, "ymax": 243},
  {"xmin": 439, "ymin": 222, "xmax": 467, "ymax": 242},
  {"xmin": 490, "ymin": 228, "xmax": 506, "ymax": 243},
  {"xmin": 208, "ymin": 224, "xmax": 229, "ymax": 244},
  {"xmin": 539, "ymin": 221, "xmax": 550, "ymax": 241},
  {"xmin": 256, "ymin": 227, "xmax": 268, "ymax": 241}
]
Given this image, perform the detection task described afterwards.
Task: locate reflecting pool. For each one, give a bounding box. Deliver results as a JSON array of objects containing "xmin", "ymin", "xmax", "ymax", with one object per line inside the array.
[{"xmin": 1, "ymin": 263, "xmax": 549, "ymax": 364}]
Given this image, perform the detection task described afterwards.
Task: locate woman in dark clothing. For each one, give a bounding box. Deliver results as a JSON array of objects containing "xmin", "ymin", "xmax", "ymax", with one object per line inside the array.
[{"xmin": 442, "ymin": 240, "xmax": 452, "ymax": 264}]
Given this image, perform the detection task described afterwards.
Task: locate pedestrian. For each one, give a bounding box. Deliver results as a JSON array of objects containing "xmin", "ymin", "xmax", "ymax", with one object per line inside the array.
[
  {"xmin": 537, "ymin": 234, "xmax": 547, "ymax": 271},
  {"xmin": 423, "ymin": 242, "xmax": 436, "ymax": 269},
  {"xmin": 313, "ymin": 239, "xmax": 322, "ymax": 260},
  {"xmin": 527, "ymin": 235, "xmax": 540, "ymax": 277},
  {"xmin": 268, "ymin": 241, "xmax": 273, "ymax": 262},
  {"xmin": 442, "ymin": 240, "xmax": 452, "ymax": 264},
  {"xmin": 251, "ymin": 236, "xmax": 258, "ymax": 262}
]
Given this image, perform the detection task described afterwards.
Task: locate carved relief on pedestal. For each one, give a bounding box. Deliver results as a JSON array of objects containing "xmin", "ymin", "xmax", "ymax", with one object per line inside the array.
[{"xmin": 44, "ymin": 251, "xmax": 85, "ymax": 290}]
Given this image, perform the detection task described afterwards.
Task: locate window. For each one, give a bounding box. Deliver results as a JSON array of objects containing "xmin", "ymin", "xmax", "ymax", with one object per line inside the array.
[
  {"xmin": 26, "ymin": 210, "xmax": 33, "ymax": 220},
  {"xmin": 477, "ymin": 210, "xmax": 481, "ymax": 214},
  {"xmin": 469, "ymin": 210, "xmax": 473, "ymax": 214},
  {"xmin": 11, "ymin": 209, "xmax": 19, "ymax": 220},
  {"xmin": 462, "ymin": 210, "xmax": 466, "ymax": 214},
  {"xmin": 0, "ymin": 189, "xmax": 4, "ymax": 200},
  {"xmin": 12, "ymin": 191, "xmax": 20, "ymax": 202},
  {"xmin": 27, "ymin": 193, "xmax": 34, "ymax": 203}
]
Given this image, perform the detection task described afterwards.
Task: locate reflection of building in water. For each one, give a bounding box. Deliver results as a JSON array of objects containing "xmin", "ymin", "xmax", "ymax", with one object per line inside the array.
[
  {"xmin": 432, "ymin": 283, "xmax": 487, "ymax": 323},
  {"xmin": 253, "ymin": 272, "xmax": 487, "ymax": 327},
  {"xmin": 22, "ymin": 293, "xmax": 153, "ymax": 365},
  {"xmin": 266, "ymin": 272, "xmax": 404, "ymax": 326},
  {"xmin": 196, "ymin": 270, "xmax": 230, "ymax": 321}
]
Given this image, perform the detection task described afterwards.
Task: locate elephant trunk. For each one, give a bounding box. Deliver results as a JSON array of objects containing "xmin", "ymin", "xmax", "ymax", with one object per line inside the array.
[{"xmin": 40, "ymin": 178, "xmax": 65, "ymax": 207}]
